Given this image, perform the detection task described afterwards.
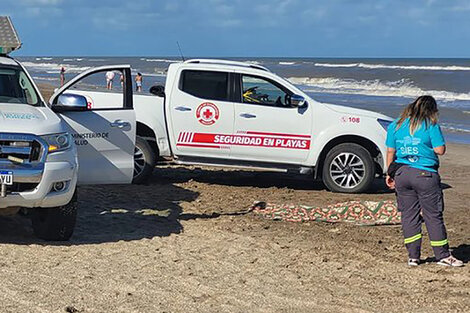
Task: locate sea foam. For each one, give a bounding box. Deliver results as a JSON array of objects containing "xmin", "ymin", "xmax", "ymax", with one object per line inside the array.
[
  {"xmin": 22, "ymin": 61, "xmax": 91, "ymax": 73},
  {"xmin": 288, "ymin": 77, "xmax": 470, "ymax": 103},
  {"xmin": 143, "ymin": 58, "xmax": 178, "ymax": 63},
  {"xmin": 314, "ymin": 62, "xmax": 470, "ymax": 71}
]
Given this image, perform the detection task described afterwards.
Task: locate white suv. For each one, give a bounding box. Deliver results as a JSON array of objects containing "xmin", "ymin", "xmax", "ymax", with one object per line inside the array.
[{"xmin": 0, "ymin": 16, "xmax": 138, "ymax": 240}]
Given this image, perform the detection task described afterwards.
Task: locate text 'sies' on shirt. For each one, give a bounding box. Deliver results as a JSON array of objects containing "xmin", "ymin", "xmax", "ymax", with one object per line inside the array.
[{"xmin": 385, "ymin": 118, "xmax": 445, "ymax": 172}]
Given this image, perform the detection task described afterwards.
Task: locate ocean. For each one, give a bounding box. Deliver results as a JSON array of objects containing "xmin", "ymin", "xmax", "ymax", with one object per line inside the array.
[{"xmin": 17, "ymin": 56, "xmax": 470, "ymax": 144}]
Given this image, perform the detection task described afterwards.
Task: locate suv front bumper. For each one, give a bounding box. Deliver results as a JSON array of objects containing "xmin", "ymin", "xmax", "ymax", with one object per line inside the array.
[{"xmin": 0, "ymin": 161, "xmax": 77, "ymax": 209}]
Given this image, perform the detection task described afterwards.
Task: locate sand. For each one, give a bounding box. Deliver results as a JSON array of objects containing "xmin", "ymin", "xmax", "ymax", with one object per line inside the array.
[{"xmin": 0, "ymin": 86, "xmax": 468, "ymax": 312}]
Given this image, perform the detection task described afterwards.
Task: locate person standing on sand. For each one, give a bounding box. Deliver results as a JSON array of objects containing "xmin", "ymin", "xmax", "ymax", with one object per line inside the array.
[
  {"xmin": 106, "ymin": 71, "xmax": 115, "ymax": 90},
  {"xmin": 135, "ymin": 73, "xmax": 143, "ymax": 92},
  {"xmin": 60, "ymin": 66, "xmax": 66, "ymax": 86},
  {"xmin": 120, "ymin": 72, "xmax": 124, "ymax": 88},
  {"xmin": 385, "ymin": 95, "xmax": 463, "ymax": 267}
]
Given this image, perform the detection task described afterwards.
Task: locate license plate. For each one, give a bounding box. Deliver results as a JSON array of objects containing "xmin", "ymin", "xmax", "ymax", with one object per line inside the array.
[{"xmin": 0, "ymin": 171, "xmax": 13, "ymax": 185}]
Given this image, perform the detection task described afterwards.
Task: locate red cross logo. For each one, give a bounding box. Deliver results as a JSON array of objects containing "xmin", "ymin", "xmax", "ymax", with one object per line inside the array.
[
  {"xmin": 196, "ymin": 102, "xmax": 220, "ymax": 125},
  {"xmin": 203, "ymin": 109, "xmax": 213, "ymax": 120}
]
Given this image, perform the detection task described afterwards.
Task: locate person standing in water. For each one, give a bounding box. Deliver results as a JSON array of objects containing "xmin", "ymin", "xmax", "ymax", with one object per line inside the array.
[
  {"xmin": 385, "ymin": 95, "xmax": 463, "ymax": 267},
  {"xmin": 106, "ymin": 71, "xmax": 115, "ymax": 90},
  {"xmin": 135, "ymin": 73, "xmax": 143, "ymax": 92},
  {"xmin": 60, "ymin": 67, "xmax": 66, "ymax": 86}
]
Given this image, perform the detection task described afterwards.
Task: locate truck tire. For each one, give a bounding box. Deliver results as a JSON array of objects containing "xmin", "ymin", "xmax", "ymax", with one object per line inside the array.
[
  {"xmin": 322, "ymin": 143, "xmax": 375, "ymax": 193},
  {"xmin": 133, "ymin": 136, "xmax": 156, "ymax": 184},
  {"xmin": 31, "ymin": 191, "xmax": 78, "ymax": 241}
]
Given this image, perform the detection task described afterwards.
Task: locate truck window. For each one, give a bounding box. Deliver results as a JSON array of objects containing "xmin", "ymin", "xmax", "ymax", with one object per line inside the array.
[
  {"xmin": 241, "ymin": 75, "xmax": 290, "ymax": 107},
  {"xmin": 180, "ymin": 70, "xmax": 228, "ymax": 101},
  {"xmin": 0, "ymin": 66, "xmax": 40, "ymax": 106}
]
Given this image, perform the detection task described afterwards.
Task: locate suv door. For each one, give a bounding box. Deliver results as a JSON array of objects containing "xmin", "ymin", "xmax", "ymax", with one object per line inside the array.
[
  {"xmin": 231, "ymin": 73, "xmax": 312, "ymax": 164},
  {"xmin": 49, "ymin": 65, "xmax": 136, "ymax": 184},
  {"xmin": 168, "ymin": 69, "xmax": 234, "ymax": 158}
]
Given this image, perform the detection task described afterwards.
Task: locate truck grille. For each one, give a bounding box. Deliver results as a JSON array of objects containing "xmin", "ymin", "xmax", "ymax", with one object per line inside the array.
[
  {"xmin": 6, "ymin": 182, "xmax": 38, "ymax": 193},
  {"xmin": 0, "ymin": 133, "xmax": 44, "ymax": 163}
]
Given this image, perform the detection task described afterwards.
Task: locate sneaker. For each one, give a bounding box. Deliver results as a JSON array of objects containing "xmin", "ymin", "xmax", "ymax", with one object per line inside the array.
[
  {"xmin": 437, "ymin": 255, "xmax": 464, "ymax": 267},
  {"xmin": 408, "ymin": 259, "xmax": 420, "ymax": 266}
]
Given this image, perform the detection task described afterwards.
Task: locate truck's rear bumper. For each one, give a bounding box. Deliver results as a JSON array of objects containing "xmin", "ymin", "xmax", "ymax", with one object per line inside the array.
[{"xmin": 0, "ymin": 161, "xmax": 77, "ymax": 209}]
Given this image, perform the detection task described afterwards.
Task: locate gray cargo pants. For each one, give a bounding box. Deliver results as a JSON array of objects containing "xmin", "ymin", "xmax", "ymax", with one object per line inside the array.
[{"xmin": 394, "ymin": 166, "xmax": 450, "ymax": 260}]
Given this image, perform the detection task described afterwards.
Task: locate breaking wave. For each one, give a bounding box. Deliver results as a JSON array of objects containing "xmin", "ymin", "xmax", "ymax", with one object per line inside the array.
[
  {"xmin": 314, "ymin": 62, "xmax": 470, "ymax": 71},
  {"xmin": 288, "ymin": 77, "xmax": 470, "ymax": 102},
  {"xmin": 143, "ymin": 58, "xmax": 178, "ymax": 63},
  {"xmin": 22, "ymin": 61, "xmax": 91, "ymax": 73},
  {"xmin": 441, "ymin": 123, "xmax": 470, "ymax": 133},
  {"xmin": 244, "ymin": 60, "xmax": 262, "ymax": 65},
  {"xmin": 32, "ymin": 76, "xmax": 58, "ymax": 81}
]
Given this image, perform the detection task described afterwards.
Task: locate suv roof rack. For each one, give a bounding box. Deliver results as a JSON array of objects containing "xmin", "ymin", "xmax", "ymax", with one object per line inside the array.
[
  {"xmin": 184, "ymin": 59, "xmax": 269, "ymax": 72},
  {"xmin": 0, "ymin": 16, "xmax": 21, "ymax": 55}
]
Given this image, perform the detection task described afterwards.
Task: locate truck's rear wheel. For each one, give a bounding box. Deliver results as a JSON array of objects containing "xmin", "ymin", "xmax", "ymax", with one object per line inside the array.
[
  {"xmin": 31, "ymin": 191, "xmax": 77, "ymax": 241},
  {"xmin": 133, "ymin": 136, "xmax": 156, "ymax": 184},
  {"xmin": 322, "ymin": 143, "xmax": 375, "ymax": 193}
]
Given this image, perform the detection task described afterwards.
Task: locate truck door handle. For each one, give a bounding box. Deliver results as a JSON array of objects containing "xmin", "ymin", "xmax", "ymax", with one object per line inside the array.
[
  {"xmin": 175, "ymin": 106, "xmax": 192, "ymax": 111},
  {"xmin": 110, "ymin": 119, "xmax": 130, "ymax": 128},
  {"xmin": 240, "ymin": 113, "xmax": 256, "ymax": 119}
]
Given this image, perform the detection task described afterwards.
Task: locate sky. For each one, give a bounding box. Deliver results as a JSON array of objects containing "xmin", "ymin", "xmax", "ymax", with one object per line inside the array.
[{"xmin": 2, "ymin": 0, "xmax": 470, "ymax": 57}]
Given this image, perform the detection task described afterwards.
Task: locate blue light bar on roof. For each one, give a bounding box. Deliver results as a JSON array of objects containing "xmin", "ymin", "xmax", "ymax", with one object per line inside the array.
[{"xmin": 0, "ymin": 16, "xmax": 21, "ymax": 55}]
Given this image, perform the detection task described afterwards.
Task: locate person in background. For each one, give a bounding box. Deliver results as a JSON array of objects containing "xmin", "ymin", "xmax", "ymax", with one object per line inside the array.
[
  {"xmin": 135, "ymin": 73, "xmax": 143, "ymax": 92},
  {"xmin": 60, "ymin": 67, "xmax": 66, "ymax": 86},
  {"xmin": 385, "ymin": 95, "xmax": 463, "ymax": 267},
  {"xmin": 106, "ymin": 71, "xmax": 115, "ymax": 90},
  {"xmin": 120, "ymin": 72, "xmax": 124, "ymax": 88}
]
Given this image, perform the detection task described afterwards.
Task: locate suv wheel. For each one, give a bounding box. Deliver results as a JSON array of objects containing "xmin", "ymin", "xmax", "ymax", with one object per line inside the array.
[
  {"xmin": 133, "ymin": 136, "xmax": 156, "ymax": 184},
  {"xmin": 31, "ymin": 191, "xmax": 78, "ymax": 241},
  {"xmin": 322, "ymin": 143, "xmax": 375, "ymax": 193}
]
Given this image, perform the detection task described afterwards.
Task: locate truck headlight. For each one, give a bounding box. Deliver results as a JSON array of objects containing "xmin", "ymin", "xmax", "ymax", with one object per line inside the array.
[
  {"xmin": 41, "ymin": 133, "xmax": 72, "ymax": 153},
  {"xmin": 377, "ymin": 118, "xmax": 393, "ymax": 131}
]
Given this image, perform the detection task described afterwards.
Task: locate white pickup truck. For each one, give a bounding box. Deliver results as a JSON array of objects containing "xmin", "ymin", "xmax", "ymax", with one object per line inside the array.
[
  {"xmin": 0, "ymin": 17, "xmax": 138, "ymax": 240},
  {"xmin": 68, "ymin": 59, "xmax": 392, "ymax": 193}
]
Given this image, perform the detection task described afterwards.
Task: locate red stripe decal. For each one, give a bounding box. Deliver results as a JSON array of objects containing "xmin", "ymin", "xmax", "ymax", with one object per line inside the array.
[
  {"xmin": 177, "ymin": 132, "xmax": 311, "ymax": 150},
  {"xmin": 195, "ymin": 133, "xmax": 310, "ymax": 150}
]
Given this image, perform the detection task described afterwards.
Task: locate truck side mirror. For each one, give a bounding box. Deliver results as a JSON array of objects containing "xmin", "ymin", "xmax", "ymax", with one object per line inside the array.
[
  {"xmin": 290, "ymin": 94, "xmax": 307, "ymax": 108},
  {"xmin": 52, "ymin": 93, "xmax": 88, "ymax": 112},
  {"xmin": 149, "ymin": 85, "xmax": 165, "ymax": 97}
]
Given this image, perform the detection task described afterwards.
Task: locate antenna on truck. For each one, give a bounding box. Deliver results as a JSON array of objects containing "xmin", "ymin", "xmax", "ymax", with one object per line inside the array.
[{"xmin": 176, "ymin": 41, "xmax": 185, "ymax": 62}]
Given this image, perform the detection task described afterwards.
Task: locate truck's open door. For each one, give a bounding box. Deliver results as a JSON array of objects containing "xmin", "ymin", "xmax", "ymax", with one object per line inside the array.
[{"xmin": 49, "ymin": 65, "xmax": 136, "ymax": 185}]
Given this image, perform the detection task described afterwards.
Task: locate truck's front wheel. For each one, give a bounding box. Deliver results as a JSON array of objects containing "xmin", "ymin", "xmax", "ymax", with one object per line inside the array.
[
  {"xmin": 31, "ymin": 191, "xmax": 78, "ymax": 241},
  {"xmin": 322, "ymin": 143, "xmax": 375, "ymax": 193},
  {"xmin": 133, "ymin": 136, "xmax": 156, "ymax": 184}
]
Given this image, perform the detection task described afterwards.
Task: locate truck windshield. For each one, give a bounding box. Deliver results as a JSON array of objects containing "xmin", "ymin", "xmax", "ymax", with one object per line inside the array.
[{"xmin": 0, "ymin": 66, "xmax": 41, "ymax": 106}]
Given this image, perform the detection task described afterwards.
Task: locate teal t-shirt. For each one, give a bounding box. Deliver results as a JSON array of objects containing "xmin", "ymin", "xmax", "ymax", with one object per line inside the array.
[{"xmin": 386, "ymin": 118, "xmax": 445, "ymax": 172}]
